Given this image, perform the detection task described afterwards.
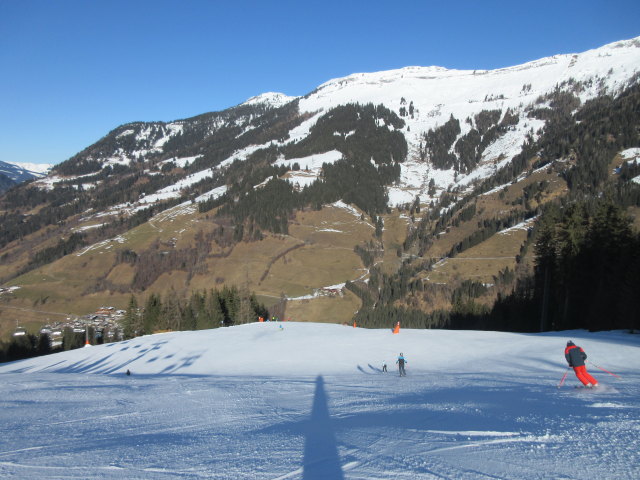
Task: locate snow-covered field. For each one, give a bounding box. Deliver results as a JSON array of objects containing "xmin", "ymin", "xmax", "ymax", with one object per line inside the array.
[{"xmin": 1, "ymin": 323, "xmax": 639, "ymax": 479}]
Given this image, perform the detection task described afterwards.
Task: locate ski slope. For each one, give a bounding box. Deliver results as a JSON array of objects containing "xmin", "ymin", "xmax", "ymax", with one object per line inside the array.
[{"xmin": 1, "ymin": 323, "xmax": 639, "ymax": 479}]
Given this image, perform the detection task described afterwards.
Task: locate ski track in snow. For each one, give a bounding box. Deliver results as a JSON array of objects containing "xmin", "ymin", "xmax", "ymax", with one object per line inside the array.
[{"xmin": 1, "ymin": 324, "xmax": 639, "ymax": 479}]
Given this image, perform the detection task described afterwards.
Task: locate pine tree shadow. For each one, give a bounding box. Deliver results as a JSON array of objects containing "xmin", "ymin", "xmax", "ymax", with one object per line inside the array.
[{"xmin": 302, "ymin": 375, "xmax": 344, "ymax": 480}]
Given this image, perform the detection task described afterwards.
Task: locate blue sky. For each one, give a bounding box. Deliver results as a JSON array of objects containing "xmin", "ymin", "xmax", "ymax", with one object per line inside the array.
[{"xmin": 1, "ymin": 0, "xmax": 639, "ymax": 166}]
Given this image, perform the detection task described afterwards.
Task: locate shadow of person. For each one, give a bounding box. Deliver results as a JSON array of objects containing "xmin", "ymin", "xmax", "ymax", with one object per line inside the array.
[{"xmin": 302, "ymin": 375, "xmax": 344, "ymax": 480}]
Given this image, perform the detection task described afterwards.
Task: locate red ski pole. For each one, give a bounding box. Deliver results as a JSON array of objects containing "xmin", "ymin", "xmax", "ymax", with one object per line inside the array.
[
  {"xmin": 588, "ymin": 361, "xmax": 621, "ymax": 379},
  {"xmin": 557, "ymin": 367, "xmax": 570, "ymax": 388}
]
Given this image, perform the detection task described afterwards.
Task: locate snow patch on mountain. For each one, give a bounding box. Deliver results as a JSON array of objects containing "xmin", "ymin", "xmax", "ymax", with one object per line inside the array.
[
  {"xmin": 620, "ymin": 147, "xmax": 640, "ymax": 161},
  {"xmin": 276, "ymin": 150, "xmax": 342, "ymax": 189}
]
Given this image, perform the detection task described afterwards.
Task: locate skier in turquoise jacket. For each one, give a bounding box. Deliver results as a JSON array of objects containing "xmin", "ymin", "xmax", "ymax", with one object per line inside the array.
[{"xmin": 396, "ymin": 353, "xmax": 407, "ymax": 376}]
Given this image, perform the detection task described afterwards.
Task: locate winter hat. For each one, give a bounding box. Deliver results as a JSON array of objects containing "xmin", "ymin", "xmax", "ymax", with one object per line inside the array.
[{"xmin": 566, "ymin": 340, "xmax": 574, "ymax": 346}]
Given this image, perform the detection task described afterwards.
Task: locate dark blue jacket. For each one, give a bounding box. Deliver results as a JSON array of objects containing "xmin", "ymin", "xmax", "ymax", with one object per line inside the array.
[{"xmin": 565, "ymin": 342, "xmax": 586, "ymax": 367}]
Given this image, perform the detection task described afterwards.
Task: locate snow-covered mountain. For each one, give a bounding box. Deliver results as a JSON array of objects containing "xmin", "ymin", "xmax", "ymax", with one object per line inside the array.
[
  {"xmin": 35, "ymin": 37, "xmax": 640, "ymax": 211},
  {"xmin": 0, "ymin": 160, "xmax": 51, "ymax": 193},
  {"xmin": 1, "ymin": 323, "xmax": 639, "ymax": 479}
]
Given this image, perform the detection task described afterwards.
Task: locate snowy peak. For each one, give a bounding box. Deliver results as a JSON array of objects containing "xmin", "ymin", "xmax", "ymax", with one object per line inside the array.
[
  {"xmin": 301, "ymin": 35, "xmax": 640, "ymax": 115},
  {"xmin": 0, "ymin": 160, "xmax": 50, "ymax": 182},
  {"xmin": 243, "ymin": 91, "xmax": 298, "ymax": 108},
  {"xmin": 14, "ymin": 162, "xmax": 53, "ymax": 175}
]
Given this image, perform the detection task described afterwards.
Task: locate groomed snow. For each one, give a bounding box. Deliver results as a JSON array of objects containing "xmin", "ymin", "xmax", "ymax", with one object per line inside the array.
[{"xmin": 1, "ymin": 323, "xmax": 638, "ymax": 479}]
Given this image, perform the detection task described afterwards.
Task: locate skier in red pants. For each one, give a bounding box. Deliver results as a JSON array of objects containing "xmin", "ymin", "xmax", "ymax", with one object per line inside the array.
[{"xmin": 565, "ymin": 341, "xmax": 598, "ymax": 387}]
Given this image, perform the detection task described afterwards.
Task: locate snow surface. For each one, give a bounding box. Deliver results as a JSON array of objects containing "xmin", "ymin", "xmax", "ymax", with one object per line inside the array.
[
  {"xmin": 1, "ymin": 323, "xmax": 639, "ymax": 479},
  {"xmin": 276, "ymin": 150, "xmax": 343, "ymax": 189},
  {"xmin": 620, "ymin": 147, "xmax": 640, "ymax": 161}
]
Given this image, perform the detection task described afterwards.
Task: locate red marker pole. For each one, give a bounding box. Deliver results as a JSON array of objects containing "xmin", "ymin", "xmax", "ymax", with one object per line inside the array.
[
  {"xmin": 588, "ymin": 361, "xmax": 621, "ymax": 379},
  {"xmin": 557, "ymin": 367, "xmax": 570, "ymax": 388}
]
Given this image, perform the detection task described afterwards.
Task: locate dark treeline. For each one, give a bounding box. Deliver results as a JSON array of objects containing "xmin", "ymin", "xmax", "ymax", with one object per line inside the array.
[
  {"xmin": 0, "ymin": 333, "xmax": 55, "ymax": 363},
  {"xmin": 0, "ymin": 173, "xmax": 14, "ymax": 195},
  {"xmin": 422, "ymin": 114, "xmax": 460, "ymax": 169},
  {"xmin": 21, "ymin": 233, "xmax": 87, "ymax": 273},
  {"xmin": 531, "ymin": 200, "xmax": 639, "ymax": 331},
  {"xmin": 216, "ymin": 177, "xmax": 299, "ymax": 237},
  {"xmin": 1, "ymin": 285, "xmax": 270, "ymax": 363},
  {"xmin": 0, "ymin": 327, "xmax": 106, "ymax": 364},
  {"xmin": 120, "ymin": 286, "xmax": 269, "ymax": 339},
  {"xmin": 484, "ymin": 199, "xmax": 640, "ymax": 332},
  {"xmin": 1, "ymin": 184, "xmax": 84, "ymax": 249},
  {"xmin": 283, "ymin": 103, "xmax": 406, "ymax": 164}
]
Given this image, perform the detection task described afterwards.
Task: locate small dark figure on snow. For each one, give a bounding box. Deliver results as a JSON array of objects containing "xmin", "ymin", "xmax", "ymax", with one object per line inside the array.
[
  {"xmin": 126, "ymin": 369, "xmax": 131, "ymax": 376},
  {"xmin": 565, "ymin": 341, "xmax": 598, "ymax": 387},
  {"xmin": 382, "ymin": 362, "xmax": 387, "ymax": 372},
  {"xmin": 396, "ymin": 353, "xmax": 407, "ymax": 377}
]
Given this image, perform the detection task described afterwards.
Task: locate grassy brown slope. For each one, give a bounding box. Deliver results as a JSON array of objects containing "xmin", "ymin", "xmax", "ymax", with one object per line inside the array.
[
  {"xmin": 418, "ymin": 162, "xmax": 568, "ymax": 287},
  {"xmin": 0, "ymin": 202, "xmax": 376, "ymax": 338}
]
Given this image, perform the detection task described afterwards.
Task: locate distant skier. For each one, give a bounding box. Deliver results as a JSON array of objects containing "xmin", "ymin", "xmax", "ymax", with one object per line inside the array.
[
  {"xmin": 565, "ymin": 341, "xmax": 598, "ymax": 387},
  {"xmin": 382, "ymin": 361, "xmax": 387, "ymax": 372},
  {"xmin": 396, "ymin": 353, "xmax": 407, "ymax": 377}
]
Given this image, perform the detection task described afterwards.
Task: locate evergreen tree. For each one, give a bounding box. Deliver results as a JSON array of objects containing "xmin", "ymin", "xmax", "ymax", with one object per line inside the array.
[
  {"xmin": 162, "ymin": 289, "xmax": 183, "ymax": 331},
  {"xmin": 37, "ymin": 332, "xmax": 52, "ymax": 356},
  {"xmin": 206, "ymin": 289, "xmax": 225, "ymax": 328},
  {"xmin": 122, "ymin": 295, "xmax": 140, "ymax": 339}
]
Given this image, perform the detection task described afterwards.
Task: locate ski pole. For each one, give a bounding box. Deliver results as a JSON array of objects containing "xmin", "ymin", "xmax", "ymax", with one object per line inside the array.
[
  {"xmin": 588, "ymin": 361, "xmax": 621, "ymax": 379},
  {"xmin": 557, "ymin": 367, "xmax": 570, "ymax": 388}
]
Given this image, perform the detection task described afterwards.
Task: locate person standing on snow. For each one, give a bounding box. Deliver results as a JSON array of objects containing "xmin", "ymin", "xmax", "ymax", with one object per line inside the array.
[
  {"xmin": 382, "ymin": 361, "xmax": 387, "ymax": 372},
  {"xmin": 396, "ymin": 353, "xmax": 407, "ymax": 377},
  {"xmin": 565, "ymin": 341, "xmax": 598, "ymax": 387}
]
